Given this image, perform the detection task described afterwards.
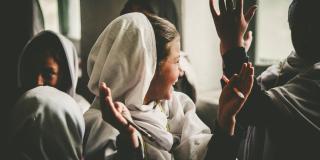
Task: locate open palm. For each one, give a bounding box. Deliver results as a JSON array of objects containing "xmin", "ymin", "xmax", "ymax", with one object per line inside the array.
[
  {"xmin": 218, "ymin": 63, "xmax": 254, "ymax": 135},
  {"xmin": 209, "ymin": 0, "xmax": 257, "ymax": 54}
]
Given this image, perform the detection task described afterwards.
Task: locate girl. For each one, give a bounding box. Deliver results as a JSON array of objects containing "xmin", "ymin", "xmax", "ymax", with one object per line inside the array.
[
  {"xmin": 84, "ymin": 13, "xmax": 253, "ymax": 160},
  {"xmin": 17, "ymin": 30, "xmax": 90, "ymax": 113}
]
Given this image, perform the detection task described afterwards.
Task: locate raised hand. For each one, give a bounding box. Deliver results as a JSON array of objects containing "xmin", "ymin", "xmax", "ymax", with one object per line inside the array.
[
  {"xmin": 209, "ymin": 0, "xmax": 257, "ymax": 54},
  {"xmin": 99, "ymin": 82, "xmax": 139, "ymax": 148},
  {"xmin": 218, "ymin": 63, "xmax": 254, "ymax": 135}
]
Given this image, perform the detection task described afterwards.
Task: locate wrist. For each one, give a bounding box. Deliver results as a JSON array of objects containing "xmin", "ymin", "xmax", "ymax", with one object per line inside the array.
[
  {"xmin": 217, "ymin": 115, "xmax": 236, "ymax": 136},
  {"xmin": 220, "ymin": 39, "xmax": 244, "ymax": 55}
]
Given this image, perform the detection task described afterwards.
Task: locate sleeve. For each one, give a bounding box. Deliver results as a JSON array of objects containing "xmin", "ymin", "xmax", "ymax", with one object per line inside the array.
[
  {"xmin": 116, "ymin": 133, "xmax": 144, "ymax": 160},
  {"xmin": 222, "ymin": 47, "xmax": 249, "ymax": 78},
  {"xmin": 222, "ymin": 47, "xmax": 320, "ymax": 128},
  {"xmin": 204, "ymin": 121, "xmax": 243, "ymax": 160},
  {"xmin": 265, "ymin": 68, "xmax": 320, "ymax": 130},
  {"xmin": 83, "ymin": 108, "xmax": 119, "ymax": 160}
]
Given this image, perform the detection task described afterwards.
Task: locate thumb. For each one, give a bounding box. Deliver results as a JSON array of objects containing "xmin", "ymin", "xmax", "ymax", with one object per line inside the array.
[
  {"xmin": 245, "ymin": 5, "xmax": 257, "ymax": 22},
  {"xmin": 244, "ymin": 31, "xmax": 253, "ymax": 52},
  {"xmin": 99, "ymin": 82, "xmax": 111, "ymax": 98}
]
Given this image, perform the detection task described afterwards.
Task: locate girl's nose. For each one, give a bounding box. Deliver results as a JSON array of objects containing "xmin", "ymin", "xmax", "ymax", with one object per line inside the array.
[{"xmin": 36, "ymin": 74, "xmax": 44, "ymax": 86}]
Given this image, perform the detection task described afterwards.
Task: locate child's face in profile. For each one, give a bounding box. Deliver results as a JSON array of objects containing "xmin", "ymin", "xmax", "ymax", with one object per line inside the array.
[{"xmin": 147, "ymin": 37, "xmax": 182, "ymax": 101}]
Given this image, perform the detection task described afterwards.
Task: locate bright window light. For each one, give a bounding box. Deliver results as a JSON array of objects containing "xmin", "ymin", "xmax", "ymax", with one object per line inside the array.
[{"xmin": 255, "ymin": 0, "xmax": 293, "ymax": 65}]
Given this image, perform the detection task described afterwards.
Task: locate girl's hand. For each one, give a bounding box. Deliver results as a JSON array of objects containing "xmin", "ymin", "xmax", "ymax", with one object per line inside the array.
[
  {"xmin": 218, "ymin": 63, "xmax": 254, "ymax": 135},
  {"xmin": 209, "ymin": 0, "xmax": 257, "ymax": 54},
  {"xmin": 99, "ymin": 82, "xmax": 139, "ymax": 148}
]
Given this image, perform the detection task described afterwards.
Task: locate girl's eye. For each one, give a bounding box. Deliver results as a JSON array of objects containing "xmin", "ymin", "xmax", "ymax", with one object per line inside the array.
[{"xmin": 41, "ymin": 68, "xmax": 54, "ymax": 79}]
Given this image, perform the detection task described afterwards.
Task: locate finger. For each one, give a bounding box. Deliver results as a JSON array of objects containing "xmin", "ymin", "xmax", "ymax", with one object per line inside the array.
[
  {"xmin": 245, "ymin": 5, "xmax": 257, "ymax": 22},
  {"xmin": 247, "ymin": 62, "xmax": 254, "ymax": 76},
  {"xmin": 239, "ymin": 63, "xmax": 247, "ymax": 81},
  {"xmin": 99, "ymin": 82, "xmax": 107, "ymax": 97},
  {"xmin": 226, "ymin": 0, "xmax": 234, "ymax": 12},
  {"xmin": 244, "ymin": 62, "xmax": 251, "ymax": 78},
  {"xmin": 210, "ymin": 0, "xmax": 219, "ymax": 19},
  {"xmin": 249, "ymin": 63, "xmax": 254, "ymax": 76},
  {"xmin": 114, "ymin": 102, "xmax": 123, "ymax": 113},
  {"xmin": 219, "ymin": 0, "xmax": 227, "ymax": 14},
  {"xmin": 100, "ymin": 82, "xmax": 112, "ymax": 98},
  {"xmin": 244, "ymin": 31, "xmax": 253, "ymax": 52},
  {"xmin": 100, "ymin": 83, "xmax": 114, "ymax": 116},
  {"xmin": 243, "ymin": 62, "xmax": 252, "ymax": 83},
  {"xmin": 104, "ymin": 96, "xmax": 117, "ymax": 116},
  {"xmin": 112, "ymin": 102, "xmax": 128, "ymax": 124},
  {"xmin": 235, "ymin": 0, "xmax": 243, "ymax": 16},
  {"xmin": 246, "ymin": 63, "xmax": 254, "ymax": 84},
  {"xmin": 245, "ymin": 73, "xmax": 254, "ymax": 97},
  {"xmin": 243, "ymin": 64, "xmax": 254, "ymax": 95},
  {"xmin": 128, "ymin": 126, "xmax": 139, "ymax": 148},
  {"xmin": 244, "ymin": 31, "xmax": 253, "ymax": 42}
]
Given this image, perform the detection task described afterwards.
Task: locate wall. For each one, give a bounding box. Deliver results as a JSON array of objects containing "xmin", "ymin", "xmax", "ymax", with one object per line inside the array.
[{"xmin": 181, "ymin": 0, "xmax": 222, "ymax": 93}]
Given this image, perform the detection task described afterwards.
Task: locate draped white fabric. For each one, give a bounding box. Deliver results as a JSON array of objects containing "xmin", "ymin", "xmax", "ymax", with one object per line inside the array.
[{"xmin": 9, "ymin": 86, "xmax": 85, "ymax": 160}]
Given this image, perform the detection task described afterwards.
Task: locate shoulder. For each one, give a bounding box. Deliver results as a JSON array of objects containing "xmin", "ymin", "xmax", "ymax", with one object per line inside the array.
[
  {"xmin": 172, "ymin": 91, "xmax": 194, "ymax": 104},
  {"xmin": 170, "ymin": 91, "xmax": 196, "ymax": 112}
]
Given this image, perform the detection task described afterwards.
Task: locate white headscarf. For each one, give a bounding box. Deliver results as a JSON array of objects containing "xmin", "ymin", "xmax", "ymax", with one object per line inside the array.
[
  {"xmin": 8, "ymin": 86, "xmax": 85, "ymax": 160},
  {"xmin": 87, "ymin": 13, "xmax": 157, "ymax": 108},
  {"xmin": 18, "ymin": 30, "xmax": 79, "ymax": 97},
  {"xmin": 87, "ymin": 13, "xmax": 177, "ymax": 150},
  {"xmin": 17, "ymin": 31, "xmax": 90, "ymax": 113}
]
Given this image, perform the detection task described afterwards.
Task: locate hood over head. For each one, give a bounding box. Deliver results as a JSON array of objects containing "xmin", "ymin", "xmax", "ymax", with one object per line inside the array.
[
  {"xmin": 87, "ymin": 13, "xmax": 157, "ymax": 109},
  {"xmin": 18, "ymin": 30, "xmax": 79, "ymax": 97}
]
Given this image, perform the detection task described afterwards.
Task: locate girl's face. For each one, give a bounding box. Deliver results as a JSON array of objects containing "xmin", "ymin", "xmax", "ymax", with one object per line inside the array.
[
  {"xmin": 36, "ymin": 56, "xmax": 60, "ymax": 87},
  {"xmin": 145, "ymin": 37, "xmax": 182, "ymax": 103},
  {"xmin": 24, "ymin": 54, "xmax": 65, "ymax": 91}
]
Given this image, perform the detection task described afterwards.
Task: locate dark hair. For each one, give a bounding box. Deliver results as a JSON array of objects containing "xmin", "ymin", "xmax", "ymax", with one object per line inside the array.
[
  {"xmin": 288, "ymin": 0, "xmax": 320, "ymax": 63},
  {"xmin": 145, "ymin": 14, "xmax": 179, "ymax": 66},
  {"xmin": 120, "ymin": 0, "xmax": 155, "ymax": 15}
]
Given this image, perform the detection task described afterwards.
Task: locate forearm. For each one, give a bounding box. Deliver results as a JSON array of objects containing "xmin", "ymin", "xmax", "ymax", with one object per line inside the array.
[{"xmin": 222, "ymin": 47, "xmax": 249, "ymax": 78}]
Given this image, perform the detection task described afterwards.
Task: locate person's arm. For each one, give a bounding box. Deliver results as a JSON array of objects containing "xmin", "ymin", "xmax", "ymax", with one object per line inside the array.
[
  {"xmin": 205, "ymin": 63, "xmax": 254, "ymax": 160},
  {"xmin": 222, "ymin": 48, "xmax": 290, "ymax": 126},
  {"xmin": 205, "ymin": 121, "xmax": 243, "ymax": 160},
  {"xmin": 208, "ymin": 0, "xmax": 284, "ymax": 126},
  {"xmin": 99, "ymin": 82, "xmax": 144, "ymax": 159}
]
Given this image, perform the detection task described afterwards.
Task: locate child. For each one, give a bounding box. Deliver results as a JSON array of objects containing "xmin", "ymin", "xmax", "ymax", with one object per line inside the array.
[
  {"xmin": 18, "ymin": 30, "xmax": 90, "ymax": 113},
  {"xmin": 84, "ymin": 13, "xmax": 254, "ymax": 160}
]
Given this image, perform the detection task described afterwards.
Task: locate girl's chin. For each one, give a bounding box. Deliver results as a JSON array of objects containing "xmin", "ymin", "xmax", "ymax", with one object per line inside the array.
[{"xmin": 163, "ymin": 86, "xmax": 174, "ymax": 100}]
